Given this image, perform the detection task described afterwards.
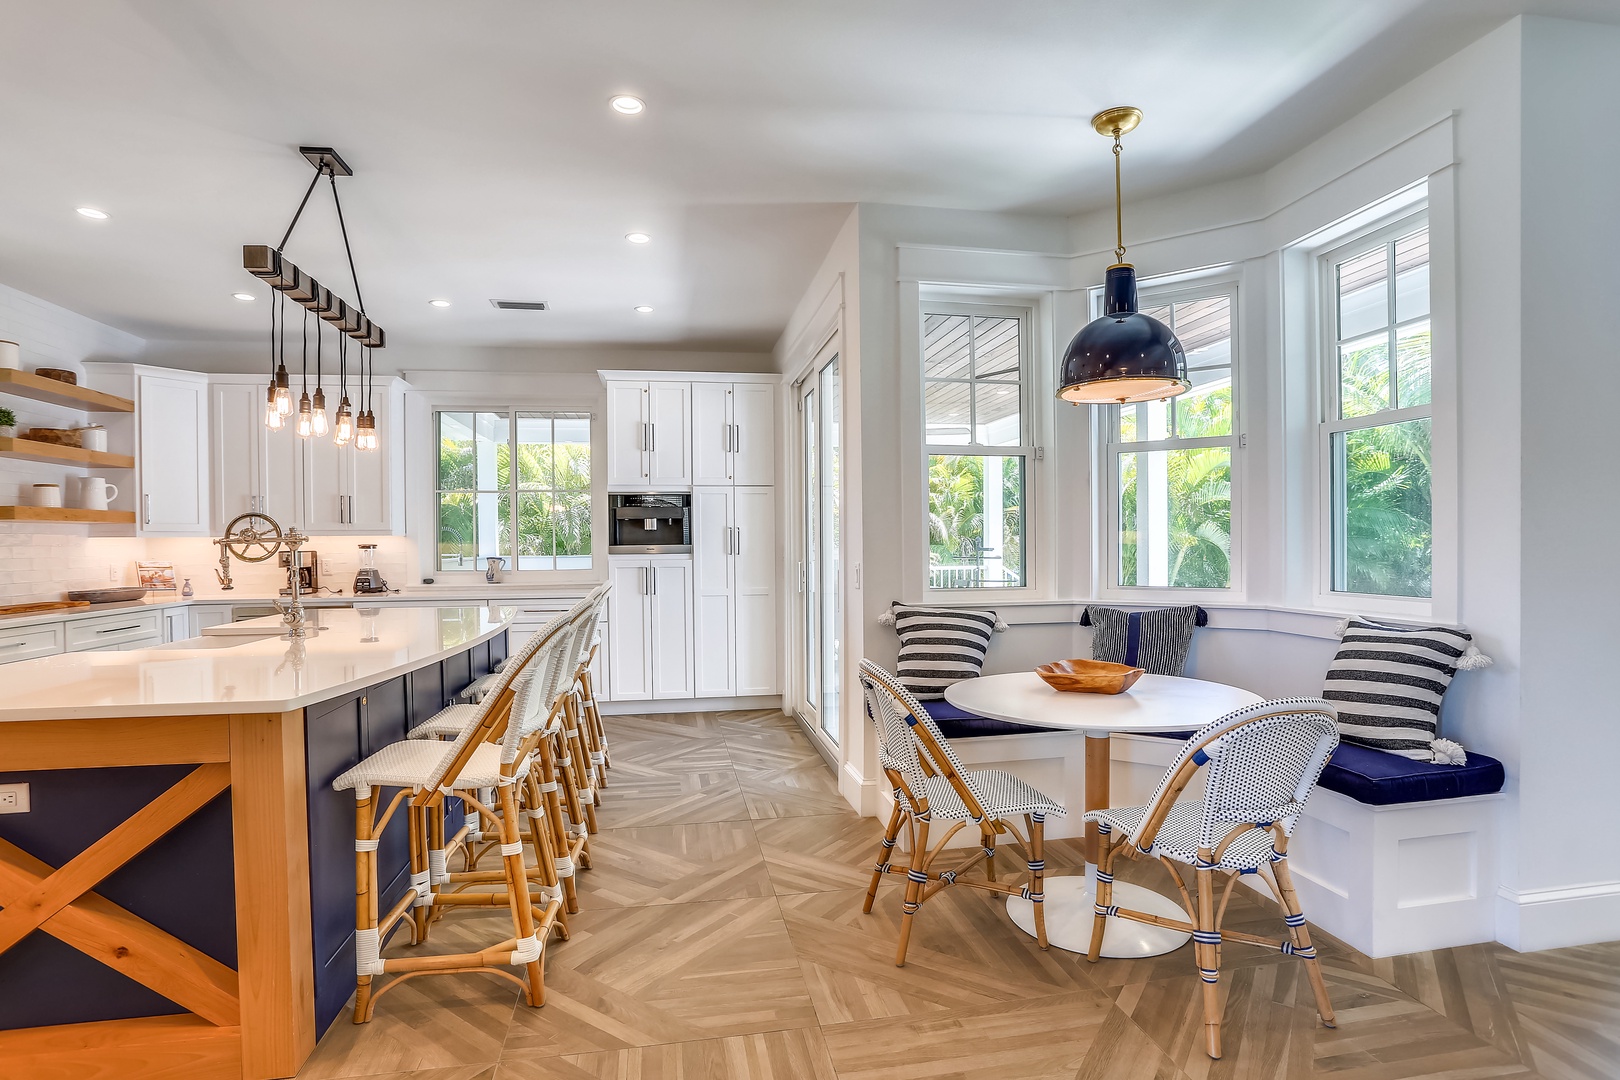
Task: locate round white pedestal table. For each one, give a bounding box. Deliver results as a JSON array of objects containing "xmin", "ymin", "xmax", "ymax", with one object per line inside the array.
[{"xmin": 944, "ymin": 672, "xmax": 1261, "ymax": 958}]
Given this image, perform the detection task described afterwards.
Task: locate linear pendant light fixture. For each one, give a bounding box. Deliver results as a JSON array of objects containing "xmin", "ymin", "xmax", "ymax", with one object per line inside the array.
[
  {"xmin": 1057, "ymin": 108, "xmax": 1190, "ymax": 405},
  {"xmin": 248, "ymin": 147, "xmax": 386, "ymax": 448}
]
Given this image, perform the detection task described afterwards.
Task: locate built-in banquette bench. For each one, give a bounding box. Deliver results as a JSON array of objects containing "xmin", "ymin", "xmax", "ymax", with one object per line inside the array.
[{"xmin": 924, "ymin": 698, "xmax": 1506, "ymax": 958}]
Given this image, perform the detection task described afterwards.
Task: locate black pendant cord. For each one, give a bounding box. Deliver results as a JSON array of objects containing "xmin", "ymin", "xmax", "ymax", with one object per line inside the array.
[
  {"xmin": 301, "ymin": 309, "xmax": 310, "ymax": 393},
  {"xmin": 279, "ymin": 292, "xmax": 288, "ymax": 371},
  {"xmin": 315, "ymin": 314, "xmax": 322, "ymax": 391},
  {"xmin": 268, "ymin": 286, "xmax": 277, "ymax": 379},
  {"xmin": 329, "ymin": 171, "xmax": 366, "ymax": 316},
  {"xmin": 277, "ymin": 165, "xmax": 327, "ymax": 254},
  {"xmin": 338, "ymin": 332, "xmax": 347, "ymax": 401}
]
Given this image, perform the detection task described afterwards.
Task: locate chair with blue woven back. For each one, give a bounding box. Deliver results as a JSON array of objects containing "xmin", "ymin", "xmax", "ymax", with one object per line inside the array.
[
  {"xmin": 1084, "ymin": 696, "xmax": 1341, "ymax": 1060},
  {"xmin": 857, "ymin": 659, "xmax": 1066, "ymax": 965}
]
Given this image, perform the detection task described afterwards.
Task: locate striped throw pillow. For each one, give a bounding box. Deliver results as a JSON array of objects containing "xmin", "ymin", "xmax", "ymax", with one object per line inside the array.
[
  {"xmin": 1323, "ymin": 618, "xmax": 1492, "ymax": 763},
  {"xmin": 879, "ymin": 603, "xmax": 1006, "ymax": 701},
  {"xmin": 1083, "ymin": 605, "xmax": 1205, "ymax": 676}
]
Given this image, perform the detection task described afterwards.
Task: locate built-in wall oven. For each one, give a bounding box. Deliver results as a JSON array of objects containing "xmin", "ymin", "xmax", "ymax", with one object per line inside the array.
[{"xmin": 609, "ymin": 493, "xmax": 691, "ymax": 553}]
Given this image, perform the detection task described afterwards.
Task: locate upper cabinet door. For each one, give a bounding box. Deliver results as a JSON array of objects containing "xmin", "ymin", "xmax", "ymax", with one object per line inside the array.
[
  {"xmin": 347, "ymin": 395, "xmax": 394, "ymax": 533},
  {"xmin": 210, "ymin": 381, "xmax": 261, "ymax": 533},
  {"xmin": 646, "ymin": 382, "xmax": 690, "ymax": 488},
  {"xmin": 303, "ymin": 430, "xmax": 351, "ymax": 534},
  {"xmin": 138, "ymin": 373, "xmax": 210, "ymax": 536},
  {"xmin": 606, "ymin": 382, "xmax": 649, "ymax": 488},
  {"xmin": 690, "ymin": 383, "xmax": 732, "ymax": 486},
  {"xmin": 260, "ymin": 418, "xmax": 304, "ymax": 531},
  {"xmin": 730, "ymin": 383, "xmax": 776, "ymax": 487},
  {"xmin": 606, "ymin": 560, "xmax": 652, "ymax": 701}
]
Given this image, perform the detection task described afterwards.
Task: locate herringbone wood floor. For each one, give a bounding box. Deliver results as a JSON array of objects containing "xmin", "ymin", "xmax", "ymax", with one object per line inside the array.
[{"xmin": 297, "ymin": 710, "xmax": 1620, "ymax": 1080}]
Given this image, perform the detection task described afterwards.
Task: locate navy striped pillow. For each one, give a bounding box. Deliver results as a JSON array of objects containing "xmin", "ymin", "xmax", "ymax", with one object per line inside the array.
[
  {"xmin": 1323, "ymin": 619, "xmax": 1488, "ymax": 762},
  {"xmin": 882, "ymin": 603, "xmax": 1003, "ymax": 701}
]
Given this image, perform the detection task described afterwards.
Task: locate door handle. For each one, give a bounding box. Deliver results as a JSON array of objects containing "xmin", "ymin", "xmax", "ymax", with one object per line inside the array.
[
  {"xmin": 650, "ymin": 566, "xmax": 657, "ymax": 595},
  {"xmin": 649, "ymin": 423, "xmax": 655, "ymax": 453},
  {"xmin": 143, "ymin": 494, "xmax": 151, "ymax": 525},
  {"xmin": 733, "ymin": 526, "xmax": 741, "ymax": 555}
]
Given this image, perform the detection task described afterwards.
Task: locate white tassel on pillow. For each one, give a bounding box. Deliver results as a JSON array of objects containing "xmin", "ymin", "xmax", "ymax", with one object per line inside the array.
[
  {"xmin": 1455, "ymin": 645, "xmax": 1493, "ymax": 671},
  {"xmin": 1333, "ymin": 617, "xmax": 1351, "ymax": 637},
  {"xmin": 1429, "ymin": 738, "xmax": 1468, "ymax": 766},
  {"xmin": 992, "ymin": 615, "xmax": 1009, "ymax": 633},
  {"xmin": 878, "ymin": 611, "xmax": 896, "ymax": 627}
]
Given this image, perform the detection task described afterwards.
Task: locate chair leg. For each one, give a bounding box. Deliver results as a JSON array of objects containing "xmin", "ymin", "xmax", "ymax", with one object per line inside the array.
[
  {"xmin": 1026, "ymin": 813, "xmax": 1048, "ymax": 951},
  {"xmin": 865, "ymin": 804, "xmax": 904, "ymax": 914},
  {"xmin": 1273, "ymin": 857, "xmax": 1336, "ymax": 1028},
  {"xmin": 894, "ymin": 819, "xmax": 930, "ymax": 967},
  {"xmin": 536, "ymin": 734, "xmax": 580, "ymax": 913},
  {"xmin": 407, "ymin": 804, "xmax": 430, "ymax": 943},
  {"xmin": 352, "ymin": 787, "xmax": 379, "ymax": 1024},
  {"xmin": 495, "ymin": 780, "xmax": 546, "ymax": 1008},
  {"xmin": 1086, "ymin": 832, "xmax": 1116, "ymax": 963},
  {"xmin": 523, "ymin": 771, "xmax": 569, "ymax": 939},
  {"xmin": 1195, "ymin": 864, "xmax": 1222, "ymax": 1059}
]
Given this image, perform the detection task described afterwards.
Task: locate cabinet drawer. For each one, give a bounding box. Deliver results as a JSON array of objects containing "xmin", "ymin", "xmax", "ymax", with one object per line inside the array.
[
  {"xmin": 0, "ymin": 623, "xmax": 65, "ymax": 664},
  {"xmin": 66, "ymin": 610, "xmax": 165, "ymax": 652}
]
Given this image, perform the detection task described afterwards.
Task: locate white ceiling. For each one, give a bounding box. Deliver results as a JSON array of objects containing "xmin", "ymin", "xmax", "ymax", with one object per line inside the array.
[{"xmin": 0, "ymin": 0, "xmax": 1613, "ymax": 354}]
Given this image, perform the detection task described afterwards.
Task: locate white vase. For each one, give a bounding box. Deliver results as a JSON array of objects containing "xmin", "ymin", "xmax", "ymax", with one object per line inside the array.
[{"xmin": 0, "ymin": 425, "xmax": 15, "ymax": 439}]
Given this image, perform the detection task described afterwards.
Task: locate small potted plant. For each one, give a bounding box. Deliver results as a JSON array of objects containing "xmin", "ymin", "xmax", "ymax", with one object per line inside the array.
[{"xmin": 0, "ymin": 406, "xmax": 16, "ymax": 439}]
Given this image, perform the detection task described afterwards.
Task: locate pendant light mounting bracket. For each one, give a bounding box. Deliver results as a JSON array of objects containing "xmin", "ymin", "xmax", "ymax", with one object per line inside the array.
[
  {"xmin": 1091, "ymin": 107, "xmax": 1142, "ymax": 138},
  {"xmin": 299, "ymin": 146, "xmax": 353, "ymax": 176}
]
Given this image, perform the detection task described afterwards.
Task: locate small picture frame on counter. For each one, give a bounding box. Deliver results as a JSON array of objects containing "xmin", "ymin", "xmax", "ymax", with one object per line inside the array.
[{"xmin": 136, "ymin": 561, "xmax": 177, "ymax": 591}]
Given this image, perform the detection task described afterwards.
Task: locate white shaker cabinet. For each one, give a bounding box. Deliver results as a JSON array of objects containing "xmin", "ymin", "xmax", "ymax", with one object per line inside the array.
[
  {"xmin": 691, "ymin": 486, "xmax": 778, "ymax": 698},
  {"xmin": 210, "ymin": 381, "xmax": 302, "ymax": 531},
  {"xmin": 692, "ymin": 383, "xmax": 775, "ymax": 487},
  {"xmin": 606, "ymin": 555, "xmax": 693, "ymax": 701},
  {"xmin": 603, "ymin": 379, "xmax": 690, "ymax": 489},
  {"xmin": 133, "ymin": 371, "xmax": 210, "ymax": 537}
]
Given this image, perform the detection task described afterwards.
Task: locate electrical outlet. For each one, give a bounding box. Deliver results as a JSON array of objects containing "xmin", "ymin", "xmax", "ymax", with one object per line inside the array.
[
  {"xmin": 108, "ymin": 565, "xmax": 117, "ymax": 582},
  {"xmin": 0, "ymin": 783, "xmax": 29, "ymax": 814}
]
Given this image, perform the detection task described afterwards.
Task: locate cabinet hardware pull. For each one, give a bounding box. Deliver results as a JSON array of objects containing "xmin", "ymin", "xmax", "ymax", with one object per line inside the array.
[
  {"xmin": 0, "ymin": 641, "xmax": 25, "ymax": 649},
  {"xmin": 143, "ymin": 494, "xmax": 151, "ymax": 525},
  {"xmin": 650, "ymin": 566, "xmax": 657, "ymax": 595},
  {"xmin": 96, "ymin": 625, "xmax": 143, "ymax": 635}
]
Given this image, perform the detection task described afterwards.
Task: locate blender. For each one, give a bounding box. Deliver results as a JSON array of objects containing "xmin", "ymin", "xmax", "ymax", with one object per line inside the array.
[{"xmin": 353, "ymin": 543, "xmax": 391, "ymax": 595}]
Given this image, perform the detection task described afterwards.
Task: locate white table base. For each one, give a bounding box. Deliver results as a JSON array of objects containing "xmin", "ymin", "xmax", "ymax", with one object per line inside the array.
[{"xmin": 1006, "ymin": 875, "xmax": 1192, "ymax": 957}]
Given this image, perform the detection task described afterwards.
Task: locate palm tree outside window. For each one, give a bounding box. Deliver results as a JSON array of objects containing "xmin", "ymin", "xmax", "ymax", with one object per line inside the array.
[
  {"xmin": 436, "ymin": 410, "xmax": 592, "ymax": 572},
  {"xmin": 1107, "ymin": 283, "xmax": 1238, "ymax": 589}
]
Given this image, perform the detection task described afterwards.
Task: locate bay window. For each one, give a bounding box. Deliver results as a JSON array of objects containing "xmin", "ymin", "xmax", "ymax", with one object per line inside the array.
[
  {"xmin": 922, "ymin": 303, "xmax": 1032, "ymax": 590},
  {"xmin": 1320, "ymin": 212, "xmax": 1431, "ymax": 599},
  {"xmin": 1104, "ymin": 282, "xmax": 1238, "ymax": 590}
]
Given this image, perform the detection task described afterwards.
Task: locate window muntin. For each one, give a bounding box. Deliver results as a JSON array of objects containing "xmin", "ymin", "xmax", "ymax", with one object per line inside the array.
[
  {"xmin": 1323, "ymin": 217, "xmax": 1432, "ymax": 599},
  {"xmin": 922, "ymin": 306, "xmax": 1031, "ymax": 590},
  {"xmin": 1107, "ymin": 286, "xmax": 1236, "ymax": 590},
  {"xmin": 436, "ymin": 410, "xmax": 592, "ymax": 572}
]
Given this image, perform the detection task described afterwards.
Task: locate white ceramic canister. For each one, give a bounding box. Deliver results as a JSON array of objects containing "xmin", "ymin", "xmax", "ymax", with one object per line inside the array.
[
  {"xmin": 77, "ymin": 424, "xmax": 108, "ymax": 452},
  {"xmin": 0, "ymin": 340, "xmax": 19, "ymax": 370},
  {"xmin": 30, "ymin": 483, "xmax": 63, "ymax": 508}
]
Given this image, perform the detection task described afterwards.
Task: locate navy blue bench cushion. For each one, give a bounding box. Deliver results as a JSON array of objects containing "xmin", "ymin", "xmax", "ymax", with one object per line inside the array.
[
  {"xmin": 1137, "ymin": 729, "xmax": 1504, "ymax": 806},
  {"xmin": 920, "ymin": 700, "xmax": 1048, "ymax": 739}
]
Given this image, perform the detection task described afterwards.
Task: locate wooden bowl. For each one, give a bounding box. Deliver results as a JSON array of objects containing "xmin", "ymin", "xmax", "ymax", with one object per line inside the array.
[
  {"xmin": 1035, "ymin": 658, "xmax": 1145, "ymax": 695},
  {"xmin": 34, "ymin": 367, "xmax": 78, "ymax": 385}
]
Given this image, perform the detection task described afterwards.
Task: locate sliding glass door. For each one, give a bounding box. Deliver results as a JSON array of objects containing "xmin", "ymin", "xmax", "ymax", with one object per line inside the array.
[{"xmin": 798, "ymin": 349, "xmax": 841, "ymax": 743}]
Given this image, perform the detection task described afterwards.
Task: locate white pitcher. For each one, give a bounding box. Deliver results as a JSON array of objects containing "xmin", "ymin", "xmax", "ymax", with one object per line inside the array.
[{"xmin": 76, "ymin": 476, "xmax": 118, "ymax": 511}]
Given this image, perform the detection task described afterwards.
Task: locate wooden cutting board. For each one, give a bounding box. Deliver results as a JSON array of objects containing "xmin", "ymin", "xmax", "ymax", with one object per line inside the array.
[{"xmin": 0, "ymin": 600, "xmax": 92, "ymax": 617}]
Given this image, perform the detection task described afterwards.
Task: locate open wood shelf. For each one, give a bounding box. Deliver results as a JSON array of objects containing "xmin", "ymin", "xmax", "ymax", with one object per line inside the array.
[
  {"xmin": 0, "ymin": 436, "xmax": 135, "ymax": 469},
  {"xmin": 0, "ymin": 506, "xmax": 137, "ymax": 524},
  {"xmin": 0, "ymin": 369, "xmax": 134, "ymax": 412}
]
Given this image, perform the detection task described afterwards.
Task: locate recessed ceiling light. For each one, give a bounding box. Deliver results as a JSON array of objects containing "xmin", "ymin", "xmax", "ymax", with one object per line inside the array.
[
  {"xmin": 610, "ymin": 95, "xmax": 645, "ymax": 115},
  {"xmin": 625, "ymin": 232, "xmax": 650, "ymax": 244},
  {"xmin": 233, "ymin": 292, "xmax": 256, "ymax": 302},
  {"xmin": 428, "ymin": 299, "xmax": 452, "ymax": 308},
  {"xmin": 634, "ymin": 305, "xmax": 654, "ymax": 313},
  {"xmin": 75, "ymin": 207, "xmax": 108, "ymax": 219}
]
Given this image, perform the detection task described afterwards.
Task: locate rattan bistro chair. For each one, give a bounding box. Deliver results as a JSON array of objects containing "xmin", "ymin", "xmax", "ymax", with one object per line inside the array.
[
  {"xmin": 857, "ymin": 660, "xmax": 1066, "ymax": 966},
  {"xmin": 1084, "ymin": 698, "xmax": 1340, "ymax": 1060},
  {"xmin": 331, "ymin": 615, "xmax": 576, "ymax": 1023}
]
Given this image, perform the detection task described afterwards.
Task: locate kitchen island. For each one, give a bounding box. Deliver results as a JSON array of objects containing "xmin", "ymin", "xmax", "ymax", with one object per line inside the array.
[{"xmin": 0, "ymin": 605, "xmax": 513, "ymax": 1080}]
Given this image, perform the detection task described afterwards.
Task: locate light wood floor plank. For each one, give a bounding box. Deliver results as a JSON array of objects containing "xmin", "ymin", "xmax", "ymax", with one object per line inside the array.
[
  {"xmin": 577, "ymin": 820, "xmax": 774, "ymax": 908},
  {"xmin": 498, "ymin": 1028, "xmax": 839, "ymax": 1080}
]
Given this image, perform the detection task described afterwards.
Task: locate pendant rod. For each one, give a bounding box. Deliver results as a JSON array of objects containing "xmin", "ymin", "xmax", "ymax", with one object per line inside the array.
[
  {"xmin": 277, "ymin": 165, "xmax": 327, "ymax": 253},
  {"xmin": 328, "ymin": 171, "xmax": 366, "ymax": 316},
  {"xmin": 1112, "ymin": 130, "xmax": 1125, "ymax": 263}
]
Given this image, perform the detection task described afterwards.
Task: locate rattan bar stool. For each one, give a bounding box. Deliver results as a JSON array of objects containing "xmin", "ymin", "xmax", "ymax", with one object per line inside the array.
[
  {"xmin": 1083, "ymin": 698, "xmax": 1340, "ymax": 1060},
  {"xmin": 857, "ymin": 660, "xmax": 1066, "ymax": 966},
  {"xmin": 330, "ymin": 617, "xmax": 576, "ymax": 1023}
]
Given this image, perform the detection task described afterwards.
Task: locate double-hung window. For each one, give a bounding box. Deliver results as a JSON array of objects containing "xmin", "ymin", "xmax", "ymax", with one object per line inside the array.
[
  {"xmin": 1320, "ymin": 212, "xmax": 1431, "ymax": 599},
  {"xmin": 435, "ymin": 410, "xmax": 593, "ymax": 572},
  {"xmin": 921, "ymin": 302, "xmax": 1032, "ymax": 590},
  {"xmin": 1105, "ymin": 282, "xmax": 1238, "ymax": 590}
]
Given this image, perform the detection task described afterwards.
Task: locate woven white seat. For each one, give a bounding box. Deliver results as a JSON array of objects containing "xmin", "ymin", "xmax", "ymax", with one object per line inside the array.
[
  {"xmin": 408, "ymin": 703, "xmax": 479, "ymax": 740},
  {"xmin": 1080, "ymin": 697, "xmax": 1341, "ymax": 1061},
  {"xmin": 459, "ymin": 671, "xmax": 500, "ymax": 703},
  {"xmin": 333, "ymin": 740, "xmax": 525, "ymax": 794},
  {"xmin": 906, "ymin": 771, "xmax": 1065, "ymax": 822}
]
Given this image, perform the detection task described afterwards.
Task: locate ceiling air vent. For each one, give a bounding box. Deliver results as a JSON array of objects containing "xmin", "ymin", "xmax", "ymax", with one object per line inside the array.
[{"xmin": 489, "ymin": 300, "xmax": 549, "ymax": 311}]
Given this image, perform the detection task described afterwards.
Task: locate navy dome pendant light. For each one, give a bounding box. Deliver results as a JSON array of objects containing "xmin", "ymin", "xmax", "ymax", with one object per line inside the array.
[{"xmin": 1057, "ymin": 107, "xmax": 1190, "ymax": 405}]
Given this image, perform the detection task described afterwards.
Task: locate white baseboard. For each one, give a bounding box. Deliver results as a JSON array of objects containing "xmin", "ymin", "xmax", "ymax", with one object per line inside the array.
[
  {"xmin": 1496, "ymin": 879, "xmax": 1620, "ymax": 952},
  {"xmin": 599, "ymin": 694, "xmax": 784, "ymax": 715}
]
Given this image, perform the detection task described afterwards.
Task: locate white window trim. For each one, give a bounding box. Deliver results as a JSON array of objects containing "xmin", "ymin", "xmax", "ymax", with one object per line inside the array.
[
  {"xmin": 1093, "ymin": 273, "xmax": 1246, "ymax": 605},
  {"xmin": 1310, "ymin": 206, "xmax": 1444, "ymax": 619},
  {"xmin": 913, "ymin": 295, "xmax": 1051, "ymax": 602},
  {"xmin": 411, "ymin": 390, "xmax": 605, "ymax": 586}
]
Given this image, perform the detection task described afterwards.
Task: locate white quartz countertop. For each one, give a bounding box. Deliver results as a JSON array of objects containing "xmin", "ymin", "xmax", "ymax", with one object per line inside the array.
[{"xmin": 0, "ymin": 605, "xmax": 514, "ymax": 722}]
